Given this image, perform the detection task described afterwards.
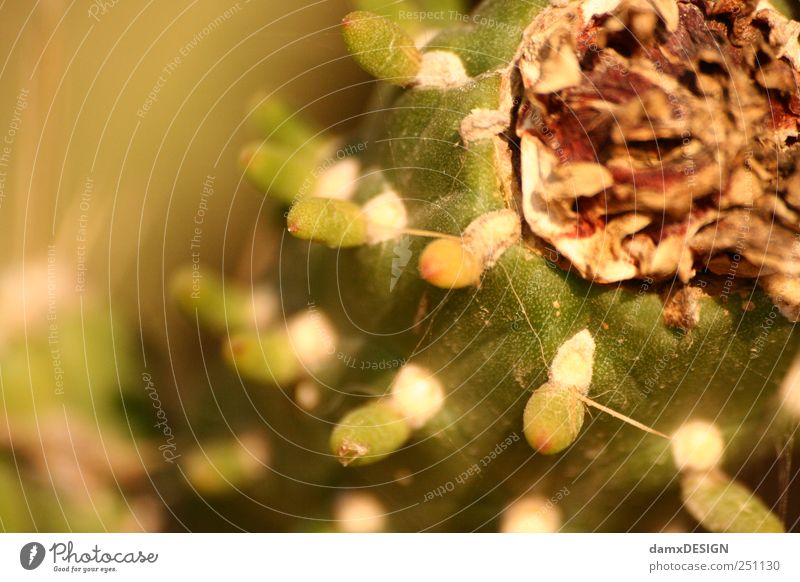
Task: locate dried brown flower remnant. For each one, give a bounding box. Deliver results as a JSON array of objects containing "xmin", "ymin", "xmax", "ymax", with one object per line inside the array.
[{"xmin": 516, "ymin": 0, "xmax": 800, "ymax": 316}]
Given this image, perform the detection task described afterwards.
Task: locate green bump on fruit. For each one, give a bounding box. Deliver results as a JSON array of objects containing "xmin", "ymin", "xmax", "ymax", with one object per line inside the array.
[
  {"xmin": 287, "ymin": 198, "xmax": 367, "ymax": 248},
  {"xmin": 330, "ymin": 401, "xmax": 412, "ymax": 466},
  {"xmin": 523, "ymin": 383, "xmax": 585, "ymax": 455},
  {"xmin": 240, "ymin": 142, "xmax": 319, "ymax": 203},
  {"xmin": 223, "ymin": 330, "xmax": 299, "ymax": 386},
  {"xmin": 342, "ymin": 11, "xmax": 421, "ymax": 86},
  {"xmin": 681, "ymin": 471, "xmax": 785, "ymax": 533},
  {"xmin": 248, "ymin": 94, "xmax": 319, "ymax": 149}
]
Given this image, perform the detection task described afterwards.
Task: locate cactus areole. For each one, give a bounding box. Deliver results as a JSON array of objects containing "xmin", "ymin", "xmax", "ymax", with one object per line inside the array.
[{"xmin": 518, "ymin": 0, "xmax": 800, "ymax": 315}]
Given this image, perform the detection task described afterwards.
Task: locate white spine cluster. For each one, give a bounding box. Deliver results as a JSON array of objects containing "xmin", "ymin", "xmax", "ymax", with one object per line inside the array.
[
  {"xmin": 362, "ymin": 189, "xmax": 408, "ymax": 243},
  {"xmin": 549, "ymin": 329, "xmax": 596, "ymax": 394},
  {"xmin": 416, "ymin": 50, "xmax": 469, "ymax": 88},
  {"xmin": 389, "ymin": 364, "xmax": 445, "ymax": 429}
]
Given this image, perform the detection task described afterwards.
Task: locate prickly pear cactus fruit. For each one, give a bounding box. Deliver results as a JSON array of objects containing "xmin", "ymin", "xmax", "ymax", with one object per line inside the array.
[{"xmin": 182, "ymin": 0, "xmax": 800, "ymax": 532}]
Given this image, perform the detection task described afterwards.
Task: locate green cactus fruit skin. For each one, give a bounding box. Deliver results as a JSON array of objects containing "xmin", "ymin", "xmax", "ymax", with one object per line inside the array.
[
  {"xmin": 330, "ymin": 401, "xmax": 411, "ymax": 466},
  {"xmin": 523, "ymin": 384, "xmax": 585, "ymax": 455},
  {"xmin": 232, "ymin": 0, "xmax": 800, "ymax": 531},
  {"xmin": 223, "ymin": 330, "xmax": 299, "ymax": 386},
  {"xmin": 681, "ymin": 472, "xmax": 785, "ymax": 533},
  {"xmin": 342, "ymin": 11, "xmax": 422, "ymax": 86},
  {"xmin": 287, "ymin": 198, "xmax": 367, "ymax": 248}
]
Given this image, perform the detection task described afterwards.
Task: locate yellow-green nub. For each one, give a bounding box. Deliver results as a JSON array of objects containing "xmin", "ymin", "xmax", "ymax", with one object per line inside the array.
[
  {"xmin": 681, "ymin": 471, "xmax": 785, "ymax": 533},
  {"xmin": 342, "ymin": 11, "xmax": 421, "ymax": 86},
  {"xmin": 223, "ymin": 330, "xmax": 299, "ymax": 386},
  {"xmin": 330, "ymin": 401, "xmax": 411, "ymax": 466},
  {"xmin": 287, "ymin": 198, "xmax": 367, "ymax": 248},
  {"xmin": 523, "ymin": 383, "xmax": 585, "ymax": 455}
]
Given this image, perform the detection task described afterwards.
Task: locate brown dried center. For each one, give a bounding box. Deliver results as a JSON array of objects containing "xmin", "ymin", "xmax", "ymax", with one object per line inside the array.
[{"xmin": 517, "ymin": 0, "xmax": 800, "ymax": 289}]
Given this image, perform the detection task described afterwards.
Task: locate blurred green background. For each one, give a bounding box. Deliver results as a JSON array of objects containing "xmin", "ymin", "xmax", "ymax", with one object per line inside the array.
[{"xmin": 0, "ymin": 0, "xmax": 373, "ymax": 532}]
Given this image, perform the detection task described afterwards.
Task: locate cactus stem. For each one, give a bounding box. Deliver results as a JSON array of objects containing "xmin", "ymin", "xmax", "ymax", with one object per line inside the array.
[
  {"xmin": 170, "ymin": 267, "xmax": 259, "ymax": 333},
  {"xmin": 289, "ymin": 193, "xmax": 491, "ymax": 249},
  {"xmin": 761, "ymin": 274, "xmax": 800, "ymax": 322},
  {"xmin": 388, "ymin": 364, "xmax": 445, "ymax": 429},
  {"xmin": 240, "ymin": 141, "xmax": 322, "ymax": 204},
  {"xmin": 524, "ymin": 329, "xmax": 669, "ymax": 453}
]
